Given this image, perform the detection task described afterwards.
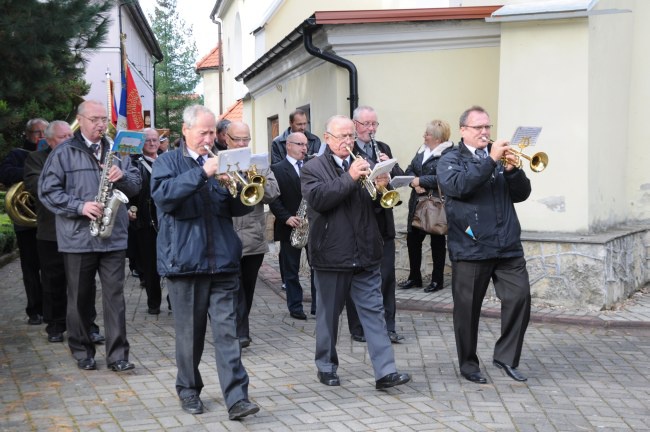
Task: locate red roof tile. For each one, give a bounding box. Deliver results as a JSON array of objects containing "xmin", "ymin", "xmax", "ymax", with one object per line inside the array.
[
  {"xmin": 219, "ymin": 99, "xmax": 243, "ymax": 122},
  {"xmin": 196, "ymin": 45, "xmax": 221, "ymax": 71}
]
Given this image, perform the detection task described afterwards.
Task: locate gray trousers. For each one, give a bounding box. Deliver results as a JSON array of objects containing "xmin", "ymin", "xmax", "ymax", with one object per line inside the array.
[
  {"xmin": 451, "ymin": 256, "xmax": 531, "ymax": 375},
  {"xmin": 63, "ymin": 251, "xmax": 129, "ymax": 364},
  {"xmin": 314, "ymin": 265, "xmax": 396, "ymax": 380},
  {"xmin": 167, "ymin": 273, "xmax": 249, "ymax": 410}
]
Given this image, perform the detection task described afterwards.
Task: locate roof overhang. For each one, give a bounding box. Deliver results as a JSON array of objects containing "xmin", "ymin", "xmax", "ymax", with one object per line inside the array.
[
  {"xmin": 235, "ymin": 6, "xmax": 500, "ymax": 83},
  {"xmin": 122, "ymin": 2, "xmax": 163, "ymax": 61}
]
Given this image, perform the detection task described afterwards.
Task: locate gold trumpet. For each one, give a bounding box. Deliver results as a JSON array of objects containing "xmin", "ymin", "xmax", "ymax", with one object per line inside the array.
[
  {"xmin": 486, "ymin": 138, "xmax": 548, "ymax": 172},
  {"xmin": 369, "ymin": 133, "xmax": 401, "ymax": 208},
  {"xmin": 203, "ymin": 145, "xmax": 264, "ymax": 206}
]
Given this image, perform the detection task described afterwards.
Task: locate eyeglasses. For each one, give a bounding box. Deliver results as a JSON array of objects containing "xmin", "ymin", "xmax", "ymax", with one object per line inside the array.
[
  {"xmin": 464, "ymin": 124, "xmax": 493, "ymax": 131},
  {"xmin": 79, "ymin": 115, "xmax": 109, "ymax": 124},
  {"xmin": 287, "ymin": 141, "xmax": 307, "ymax": 147},
  {"xmin": 227, "ymin": 134, "xmax": 251, "ymax": 143},
  {"xmin": 326, "ymin": 132, "xmax": 355, "ymax": 141},
  {"xmin": 354, "ymin": 120, "xmax": 379, "ymax": 128},
  {"xmin": 144, "ymin": 138, "xmax": 159, "ymax": 143}
]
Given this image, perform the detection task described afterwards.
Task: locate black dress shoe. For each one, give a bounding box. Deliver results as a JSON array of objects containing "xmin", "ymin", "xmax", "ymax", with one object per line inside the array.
[
  {"xmin": 461, "ymin": 371, "xmax": 488, "ymax": 384},
  {"xmin": 398, "ymin": 280, "xmax": 422, "ymax": 289},
  {"xmin": 27, "ymin": 314, "xmax": 43, "ymax": 325},
  {"xmin": 375, "ymin": 372, "xmax": 411, "ymax": 389},
  {"xmin": 388, "ymin": 331, "xmax": 404, "ymax": 343},
  {"xmin": 351, "ymin": 334, "xmax": 366, "ymax": 343},
  {"xmin": 90, "ymin": 332, "xmax": 105, "ymax": 344},
  {"xmin": 147, "ymin": 307, "xmax": 161, "ymax": 315},
  {"xmin": 180, "ymin": 394, "xmax": 204, "ymax": 415},
  {"xmin": 48, "ymin": 333, "xmax": 64, "ymax": 343},
  {"xmin": 317, "ymin": 371, "xmax": 340, "ymax": 386},
  {"xmin": 108, "ymin": 360, "xmax": 135, "ymax": 372},
  {"xmin": 290, "ymin": 311, "xmax": 307, "ymax": 320},
  {"xmin": 228, "ymin": 399, "xmax": 260, "ymax": 420},
  {"xmin": 493, "ymin": 359, "xmax": 527, "ymax": 382},
  {"xmin": 423, "ymin": 282, "xmax": 444, "ymax": 293},
  {"xmin": 240, "ymin": 336, "xmax": 251, "ymax": 348},
  {"xmin": 77, "ymin": 358, "xmax": 96, "ymax": 370}
]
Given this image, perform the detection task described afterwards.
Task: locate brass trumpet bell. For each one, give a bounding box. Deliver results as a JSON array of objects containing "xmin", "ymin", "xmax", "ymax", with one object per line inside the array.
[
  {"xmin": 378, "ymin": 186, "xmax": 400, "ymax": 209},
  {"xmin": 240, "ymin": 183, "xmax": 264, "ymax": 206},
  {"xmin": 507, "ymin": 147, "xmax": 548, "ymax": 172}
]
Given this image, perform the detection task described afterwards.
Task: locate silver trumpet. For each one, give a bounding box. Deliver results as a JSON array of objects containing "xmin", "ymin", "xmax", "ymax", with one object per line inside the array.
[{"xmin": 345, "ymin": 145, "xmax": 377, "ymax": 200}]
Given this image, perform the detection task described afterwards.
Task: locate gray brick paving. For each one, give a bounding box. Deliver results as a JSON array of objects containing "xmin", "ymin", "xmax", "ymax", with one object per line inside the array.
[{"xmin": 1, "ymin": 256, "xmax": 650, "ymax": 431}]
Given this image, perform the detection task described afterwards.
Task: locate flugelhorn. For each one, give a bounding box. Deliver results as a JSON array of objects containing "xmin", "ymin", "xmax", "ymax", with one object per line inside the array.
[
  {"xmin": 345, "ymin": 146, "xmax": 377, "ymax": 199},
  {"xmin": 203, "ymin": 145, "xmax": 264, "ymax": 206},
  {"xmin": 484, "ymin": 138, "xmax": 548, "ymax": 173}
]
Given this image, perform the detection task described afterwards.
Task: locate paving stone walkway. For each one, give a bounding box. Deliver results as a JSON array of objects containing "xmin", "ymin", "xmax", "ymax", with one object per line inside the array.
[{"xmin": 1, "ymin": 256, "xmax": 649, "ymax": 431}]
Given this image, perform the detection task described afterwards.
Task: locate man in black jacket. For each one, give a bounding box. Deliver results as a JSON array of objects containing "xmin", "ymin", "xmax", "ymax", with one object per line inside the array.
[
  {"xmin": 269, "ymin": 132, "xmax": 315, "ymax": 319},
  {"xmin": 301, "ymin": 114, "xmax": 410, "ymax": 390},
  {"xmin": 271, "ymin": 109, "xmax": 322, "ymax": 164},
  {"xmin": 0, "ymin": 118, "xmax": 48, "ymax": 325},
  {"xmin": 345, "ymin": 106, "xmax": 405, "ymax": 344},
  {"xmin": 437, "ymin": 105, "xmax": 532, "ymax": 384}
]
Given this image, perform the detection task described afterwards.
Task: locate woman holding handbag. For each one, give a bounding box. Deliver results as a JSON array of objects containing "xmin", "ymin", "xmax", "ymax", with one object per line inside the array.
[{"xmin": 399, "ymin": 120, "xmax": 454, "ymax": 293}]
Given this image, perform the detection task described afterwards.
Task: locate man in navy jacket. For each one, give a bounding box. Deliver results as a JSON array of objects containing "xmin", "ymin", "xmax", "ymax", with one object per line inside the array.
[{"xmin": 437, "ymin": 105, "xmax": 532, "ymax": 385}]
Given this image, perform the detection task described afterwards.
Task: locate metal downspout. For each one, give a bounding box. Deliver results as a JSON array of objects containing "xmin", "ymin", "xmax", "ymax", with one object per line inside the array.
[
  {"xmin": 210, "ymin": 17, "xmax": 224, "ymax": 115},
  {"xmin": 302, "ymin": 18, "xmax": 358, "ymax": 117}
]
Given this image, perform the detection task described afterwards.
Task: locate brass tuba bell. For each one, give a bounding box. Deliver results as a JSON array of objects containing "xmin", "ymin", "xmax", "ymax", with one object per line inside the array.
[{"xmin": 4, "ymin": 182, "xmax": 37, "ymax": 227}]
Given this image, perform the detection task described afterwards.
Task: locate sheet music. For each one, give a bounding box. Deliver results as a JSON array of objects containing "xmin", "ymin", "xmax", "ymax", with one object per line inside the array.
[
  {"xmin": 510, "ymin": 126, "xmax": 542, "ymax": 147},
  {"xmin": 250, "ymin": 153, "xmax": 269, "ymax": 170},
  {"xmin": 217, "ymin": 147, "xmax": 251, "ymax": 173},
  {"xmin": 368, "ymin": 158, "xmax": 397, "ymax": 181},
  {"xmin": 112, "ymin": 130, "xmax": 145, "ymax": 154},
  {"xmin": 390, "ymin": 175, "xmax": 415, "ymax": 189}
]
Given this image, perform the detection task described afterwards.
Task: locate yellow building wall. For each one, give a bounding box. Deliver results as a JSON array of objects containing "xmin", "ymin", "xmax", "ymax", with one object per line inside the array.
[{"xmin": 498, "ymin": 19, "xmax": 590, "ymax": 232}]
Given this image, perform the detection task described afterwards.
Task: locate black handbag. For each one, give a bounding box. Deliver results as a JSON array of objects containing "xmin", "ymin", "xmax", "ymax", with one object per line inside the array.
[{"xmin": 411, "ymin": 183, "xmax": 447, "ymax": 235}]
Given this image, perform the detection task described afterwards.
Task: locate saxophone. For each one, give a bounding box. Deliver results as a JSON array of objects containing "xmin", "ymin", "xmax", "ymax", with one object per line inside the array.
[
  {"xmin": 89, "ymin": 134, "xmax": 129, "ymax": 239},
  {"xmin": 289, "ymin": 198, "xmax": 309, "ymax": 249}
]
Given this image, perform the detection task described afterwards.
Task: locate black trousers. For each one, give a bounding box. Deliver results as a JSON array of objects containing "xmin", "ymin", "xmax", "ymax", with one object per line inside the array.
[
  {"xmin": 63, "ymin": 250, "xmax": 129, "ymax": 364},
  {"xmin": 451, "ymin": 257, "xmax": 531, "ymax": 375},
  {"xmin": 38, "ymin": 239, "xmax": 67, "ymax": 335},
  {"xmin": 347, "ymin": 239, "xmax": 397, "ymax": 335},
  {"xmin": 136, "ymin": 226, "xmax": 161, "ymax": 310},
  {"xmin": 236, "ymin": 253, "xmax": 264, "ymax": 339},
  {"xmin": 405, "ymin": 227, "xmax": 446, "ymax": 286},
  {"xmin": 16, "ymin": 228, "xmax": 42, "ymax": 318}
]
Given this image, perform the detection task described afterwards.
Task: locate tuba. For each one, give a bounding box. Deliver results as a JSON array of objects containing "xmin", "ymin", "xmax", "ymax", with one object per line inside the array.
[
  {"xmin": 4, "ymin": 182, "xmax": 37, "ymax": 227},
  {"xmin": 290, "ymin": 198, "xmax": 309, "ymax": 249},
  {"xmin": 89, "ymin": 133, "xmax": 129, "ymax": 238}
]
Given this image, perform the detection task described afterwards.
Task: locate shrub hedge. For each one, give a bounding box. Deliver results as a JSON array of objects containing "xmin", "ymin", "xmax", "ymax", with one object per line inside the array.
[{"xmin": 0, "ymin": 192, "xmax": 17, "ymax": 254}]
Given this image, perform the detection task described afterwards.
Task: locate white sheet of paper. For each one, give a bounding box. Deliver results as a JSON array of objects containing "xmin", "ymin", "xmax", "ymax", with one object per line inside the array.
[
  {"xmin": 250, "ymin": 153, "xmax": 269, "ymax": 170},
  {"xmin": 510, "ymin": 126, "xmax": 542, "ymax": 148},
  {"xmin": 217, "ymin": 147, "xmax": 251, "ymax": 173},
  {"xmin": 368, "ymin": 158, "xmax": 397, "ymax": 181},
  {"xmin": 390, "ymin": 175, "xmax": 415, "ymax": 188}
]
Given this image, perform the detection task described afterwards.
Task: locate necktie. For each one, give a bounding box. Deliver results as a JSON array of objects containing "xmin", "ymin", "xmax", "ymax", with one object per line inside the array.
[
  {"xmin": 90, "ymin": 143, "xmax": 100, "ymax": 158},
  {"xmin": 296, "ymin": 160, "xmax": 303, "ymax": 172},
  {"xmin": 196, "ymin": 156, "xmax": 205, "ymax": 166},
  {"xmin": 475, "ymin": 149, "xmax": 487, "ymax": 159},
  {"xmin": 342, "ymin": 159, "xmax": 349, "ymax": 172}
]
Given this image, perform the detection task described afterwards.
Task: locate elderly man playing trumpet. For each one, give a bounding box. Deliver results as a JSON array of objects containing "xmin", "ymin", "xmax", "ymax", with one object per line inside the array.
[
  {"xmin": 301, "ymin": 114, "xmax": 410, "ymax": 390},
  {"xmin": 437, "ymin": 105, "xmax": 532, "ymax": 385}
]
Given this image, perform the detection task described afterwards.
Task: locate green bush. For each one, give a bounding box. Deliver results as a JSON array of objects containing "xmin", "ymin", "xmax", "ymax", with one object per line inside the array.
[{"xmin": 0, "ymin": 212, "xmax": 16, "ymax": 254}]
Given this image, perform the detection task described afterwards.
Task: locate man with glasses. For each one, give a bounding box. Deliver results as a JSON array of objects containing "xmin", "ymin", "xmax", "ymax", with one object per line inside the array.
[
  {"xmin": 269, "ymin": 132, "xmax": 316, "ymax": 320},
  {"xmin": 271, "ymin": 109, "xmax": 322, "ymax": 164},
  {"xmin": 39, "ymin": 100, "xmax": 141, "ymax": 372},
  {"xmin": 301, "ymin": 114, "xmax": 411, "ymax": 390},
  {"xmin": 346, "ymin": 105, "xmax": 405, "ymax": 345},
  {"xmin": 0, "ymin": 117, "xmax": 49, "ymax": 325},
  {"xmin": 227, "ymin": 121, "xmax": 280, "ymax": 348},
  {"xmin": 437, "ymin": 105, "xmax": 532, "ymax": 384}
]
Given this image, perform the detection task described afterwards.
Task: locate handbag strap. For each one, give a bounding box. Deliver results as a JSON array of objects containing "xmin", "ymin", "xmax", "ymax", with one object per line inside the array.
[{"xmin": 436, "ymin": 182, "xmax": 445, "ymax": 207}]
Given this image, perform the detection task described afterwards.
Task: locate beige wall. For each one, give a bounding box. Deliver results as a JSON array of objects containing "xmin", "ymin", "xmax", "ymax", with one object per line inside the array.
[
  {"xmin": 498, "ymin": 19, "xmax": 590, "ymax": 232},
  {"xmin": 200, "ymin": 69, "xmax": 220, "ymax": 116}
]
